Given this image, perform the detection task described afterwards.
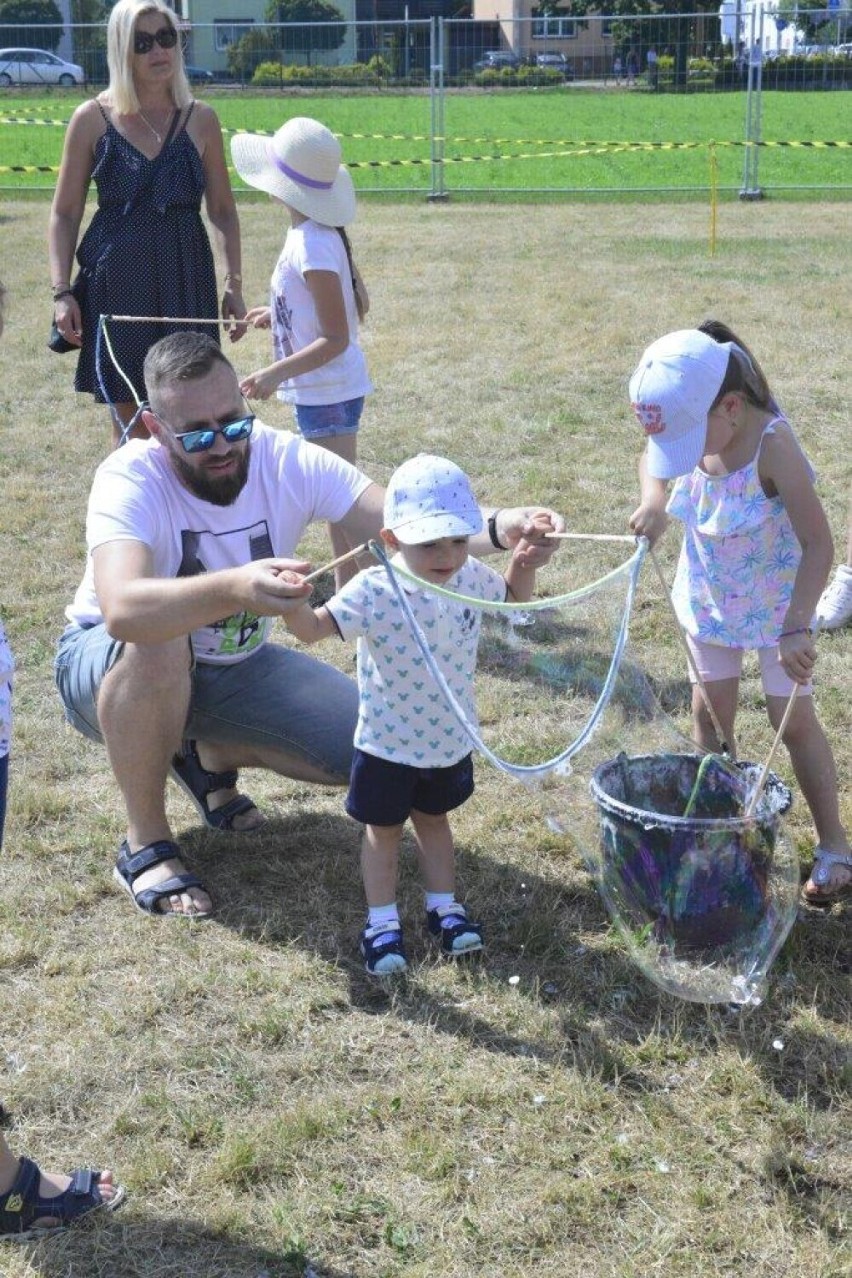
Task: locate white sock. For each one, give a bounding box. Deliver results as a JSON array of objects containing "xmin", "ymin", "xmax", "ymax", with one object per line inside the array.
[
  {"xmin": 367, "ymin": 903, "xmax": 400, "ymax": 933},
  {"xmin": 426, "ymin": 892, "xmax": 458, "ymax": 925}
]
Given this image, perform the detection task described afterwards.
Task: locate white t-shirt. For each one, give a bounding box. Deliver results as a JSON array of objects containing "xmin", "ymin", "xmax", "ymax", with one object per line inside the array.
[
  {"xmin": 271, "ymin": 220, "xmax": 373, "ymax": 407},
  {"xmin": 326, "ymin": 555, "xmax": 507, "ymax": 768},
  {"xmin": 66, "ymin": 423, "xmax": 372, "ymax": 664}
]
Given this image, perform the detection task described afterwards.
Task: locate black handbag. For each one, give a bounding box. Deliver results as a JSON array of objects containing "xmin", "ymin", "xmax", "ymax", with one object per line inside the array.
[
  {"xmin": 48, "ymin": 108, "xmax": 182, "ymax": 355},
  {"xmin": 48, "ymin": 272, "xmax": 88, "ymax": 354}
]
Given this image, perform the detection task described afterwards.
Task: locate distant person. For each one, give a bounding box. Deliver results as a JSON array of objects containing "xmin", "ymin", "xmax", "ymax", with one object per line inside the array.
[
  {"xmin": 0, "ymin": 282, "xmax": 125, "ymax": 1238},
  {"xmin": 646, "ymin": 46, "xmax": 659, "ymax": 89},
  {"xmin": 612, "ymin": 55, "xmax": 623, "ymax": 85},
  {"xmin": 628, "ymin": 321, "xmax": 851, "ymax": 908},
  {"xmin": 283, "ymin": 455, "xmax": 546, "ymax": 975},
  {"xmin": 626, "ymin": 50, "xmax": 639, "ymax": 85},
  {"xmin": 48, "ymin": 0, "xmax": 245, "ymax": 447},
  {"xmin": 231, "ymin": 117, "xmax": 372, "ymax": 589}
]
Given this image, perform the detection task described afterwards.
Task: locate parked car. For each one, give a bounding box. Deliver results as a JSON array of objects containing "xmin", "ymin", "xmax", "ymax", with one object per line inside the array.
[
  {"xmin": 0, "ymin": 47, "xmax": 85, "ymax": 86},
  {"xmin": 534, "ymin": 52, "xmax": 574, "ymax": 79},
  {"xmin": 473, "ymin": 51, "xmax": 521, "ymax": 72},
  {"xmin": 185, "ymin": 65, "xmax": 214, "ymax": 83}
]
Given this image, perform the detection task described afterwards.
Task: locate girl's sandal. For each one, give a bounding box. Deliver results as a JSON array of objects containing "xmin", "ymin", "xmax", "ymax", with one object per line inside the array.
[
  {"xmin": 0, "ymin": 1157, "xmax": 126, "ymax": 1240},
  {"xmin": 801, "ymin": 848, "xmax": 852, "ymax": 909}
]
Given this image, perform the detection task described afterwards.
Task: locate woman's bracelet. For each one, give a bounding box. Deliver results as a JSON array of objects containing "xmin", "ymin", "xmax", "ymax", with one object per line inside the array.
[
  {"xmin": 52, "ymin": 287, "xmax": 73, "ymax": 301},
  {"xmin": 223, "ymin": 272, "xmax": 242, "ymax": 284},
  {"xmin": 779, "ymin": 626, "xmax": 811, "ymax": 639},
  {"xmin": 488, "ymin": 512, "xmax": 507, "ymax": 551}
]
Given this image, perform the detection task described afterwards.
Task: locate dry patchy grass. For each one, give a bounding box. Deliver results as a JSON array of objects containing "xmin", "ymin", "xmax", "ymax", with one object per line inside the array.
[{"xmin": 0, "ymin": 199, "xmax": 848, "ymax": 1277}]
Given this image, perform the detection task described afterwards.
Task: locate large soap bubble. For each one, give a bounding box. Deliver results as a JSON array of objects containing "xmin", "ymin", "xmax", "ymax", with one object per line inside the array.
[{"xmin": 581, "ymin": 752, "xmax": 798, "ymax": 1005}]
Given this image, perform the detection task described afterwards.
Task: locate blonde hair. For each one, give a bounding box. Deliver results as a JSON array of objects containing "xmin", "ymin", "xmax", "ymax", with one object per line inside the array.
[{"xmin": 107, "ymin": 0, "xmax": 192, "ymax": 116}]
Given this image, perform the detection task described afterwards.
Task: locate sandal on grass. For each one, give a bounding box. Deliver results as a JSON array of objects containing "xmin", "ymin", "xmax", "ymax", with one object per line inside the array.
[
  {"xmin": 113, "ymin": 838, "xmax": 213, "ymax": 920},
  {"xmin": 801, "ymin": 847, "xmax": 852, "ymax": 908},
  {"xmin": 170, "ymin": 739, "xmax": 262, "ymax": 832},
  {"xmin": 0, "ymin": 1157, "xmax": 126, "ymax": 1241}
]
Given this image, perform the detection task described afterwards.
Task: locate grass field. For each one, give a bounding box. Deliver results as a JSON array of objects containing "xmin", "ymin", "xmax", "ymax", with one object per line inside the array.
[
  {"xmin": 1, "ymin": 87, "xmax": 850, "ymax": 196},
  {"xmin": 0, "ymin": 199, "xmax": 849, "ymax": 1277}
]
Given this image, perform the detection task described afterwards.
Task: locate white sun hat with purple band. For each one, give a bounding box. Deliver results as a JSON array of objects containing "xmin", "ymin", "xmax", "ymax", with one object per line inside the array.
[{"xmin": 230, "ymin": 116, "xmax": 356, "ymax": 227}]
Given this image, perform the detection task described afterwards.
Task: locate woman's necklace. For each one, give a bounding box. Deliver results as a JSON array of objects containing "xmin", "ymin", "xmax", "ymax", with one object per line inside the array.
[{"xmin": 137, "ymin": 107, "xmax": 170, "ymax": 146}]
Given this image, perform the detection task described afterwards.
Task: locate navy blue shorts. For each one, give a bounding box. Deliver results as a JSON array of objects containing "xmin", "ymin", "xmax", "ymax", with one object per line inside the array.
[{"xmin": 345, "ymin": 749, "xmax": 474, "ymax": 827}]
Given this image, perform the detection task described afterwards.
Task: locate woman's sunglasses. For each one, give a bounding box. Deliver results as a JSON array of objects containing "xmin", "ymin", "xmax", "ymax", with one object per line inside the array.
[
  {"xmin": 133, "ymin": 26, "xmax": 178, "ymax": 55},
  {"xmin": 174, "ymin": 415, "xmax": 255, "ymax": 455}
]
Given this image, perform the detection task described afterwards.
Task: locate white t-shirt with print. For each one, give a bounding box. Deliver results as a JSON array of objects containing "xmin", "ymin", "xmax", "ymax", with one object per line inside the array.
[
  {"xmin": 66, "ymin": 423, "xmax": 371, "ymax": 664},
  {"xmin": 271, "ymin": 219, "xmax": 373, "ymax": 407},
  {"xmin": 326, "ymin": 555, "xmax": 507, "ymax": 768}
]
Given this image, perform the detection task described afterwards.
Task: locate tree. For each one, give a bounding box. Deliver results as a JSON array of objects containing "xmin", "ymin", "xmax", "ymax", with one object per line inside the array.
[
  {"xmin": 0, "ymin": 0, "xmax": 64, "ymax": 51},
  {"xmin": 266, "ymin": 0, "xmax": 347, "ymax": 56},
  {"xmin": 69, "ymin": 0, "xmax": 109, "ymax": 82}
]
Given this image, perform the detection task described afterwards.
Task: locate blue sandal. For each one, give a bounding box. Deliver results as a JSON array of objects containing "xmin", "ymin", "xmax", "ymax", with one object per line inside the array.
[
  {"xmin": 426, "ymin": 904, "xmax": 484, "ymax": 956},
  {"xmin": 170, "ymin": 740, "xmax": 261, "ymax": 832},
  {"xmin": 0, "ymin": 1157, "xmax": 126, "ymax": 1240},
  {"xmin": 113, "ymin": 839, "xmax": 213, "ymax": 919}
]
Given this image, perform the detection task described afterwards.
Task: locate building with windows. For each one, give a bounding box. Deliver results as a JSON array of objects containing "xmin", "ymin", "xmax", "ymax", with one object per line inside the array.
[{"xmin": 470, "ymin": 2, "xmax": 614, "ymax": 75}]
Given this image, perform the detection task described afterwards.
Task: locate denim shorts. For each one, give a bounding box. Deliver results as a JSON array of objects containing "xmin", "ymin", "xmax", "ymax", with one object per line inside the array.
[
  {"xmin": 54, "ymin": 624, "xmax": 359, "ymax": 783},
  {"xmin": 345, "ymin": 748, "xmax": 474, "ymax": 827},
  {"xmin": 293, "ymin": 397, "xmax": 364, "ymax": 440}
]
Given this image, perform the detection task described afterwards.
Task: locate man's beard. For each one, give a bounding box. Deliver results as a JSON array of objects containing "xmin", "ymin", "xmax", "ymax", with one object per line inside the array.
[{"xmin": 171, "ymin": 444, "xmax": 251, "ymax": 506}]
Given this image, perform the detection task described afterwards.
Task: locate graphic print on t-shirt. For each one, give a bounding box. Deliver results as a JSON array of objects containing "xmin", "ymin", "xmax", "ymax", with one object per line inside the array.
[
  {"xmin": 178, "ymin": 519, "xmax": 275, "ymax": 659},
  {"xmin": 272, "ymin": 288, "xmax": 293, "ymax": 361}
]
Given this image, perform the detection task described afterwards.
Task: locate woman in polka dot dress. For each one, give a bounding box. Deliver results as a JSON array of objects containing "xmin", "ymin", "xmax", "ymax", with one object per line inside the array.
[{"xmin": 48, "ymin": 0, "xmax": 245, "ymax": 448}]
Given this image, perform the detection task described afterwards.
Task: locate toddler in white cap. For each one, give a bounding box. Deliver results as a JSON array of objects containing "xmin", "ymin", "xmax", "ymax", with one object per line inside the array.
[{"xmin": 284, "ymin": 453, "xmax": 541, "ymax": 974}]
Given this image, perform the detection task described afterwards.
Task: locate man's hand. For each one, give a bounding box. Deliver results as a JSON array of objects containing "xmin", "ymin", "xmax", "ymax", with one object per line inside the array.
[
  {"xmin": 496, "ymin": 507, "xmax": 565, "ymax": 568},
  {"xmin": 233, "ymin": 559, "xmax": 314, "ymax": 616}
]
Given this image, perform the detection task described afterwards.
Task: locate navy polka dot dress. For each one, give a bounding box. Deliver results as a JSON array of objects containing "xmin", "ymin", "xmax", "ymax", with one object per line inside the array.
[{"xmin": 74, "ymin": 103, "xmax": 219, "ymax": 405}]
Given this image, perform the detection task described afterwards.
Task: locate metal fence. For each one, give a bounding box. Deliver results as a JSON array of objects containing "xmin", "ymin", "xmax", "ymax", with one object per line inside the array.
[{"xmin": 1, "ymin": 12, "xmax": 849, "ymax": 199}]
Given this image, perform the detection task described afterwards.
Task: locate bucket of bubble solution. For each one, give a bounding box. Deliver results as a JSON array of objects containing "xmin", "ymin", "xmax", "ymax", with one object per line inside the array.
[{"xmin": 587, "ymin": 753, "xmax": 796, "ymax": 1004}]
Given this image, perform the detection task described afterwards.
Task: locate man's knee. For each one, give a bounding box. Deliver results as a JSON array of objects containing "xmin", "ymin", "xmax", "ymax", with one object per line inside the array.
[{"xmin": 98, "ymin": 638, "xmax": 192, "ymax": 713}]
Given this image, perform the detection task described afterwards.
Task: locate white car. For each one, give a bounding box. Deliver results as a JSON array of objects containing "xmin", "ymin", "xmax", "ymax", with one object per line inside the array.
[{"xmin": 0, "ymin": 48, "xmax": 85, "ymax": 87}]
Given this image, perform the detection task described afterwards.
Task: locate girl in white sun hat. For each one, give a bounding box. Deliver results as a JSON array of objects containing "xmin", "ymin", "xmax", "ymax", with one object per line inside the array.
[{"xmin": 231, "ymin": 116, "xmax": 372, "ymax": 585}]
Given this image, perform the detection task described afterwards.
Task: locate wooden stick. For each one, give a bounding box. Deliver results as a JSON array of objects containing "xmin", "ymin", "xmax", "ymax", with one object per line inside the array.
[
  {"xmin": 103, "ymin": 315, "xmax": 228, "ymax": 325},
  {"xmin": 649, "ymin": 545, "xmax": 732, "ymax": 758},
  {"xmin": 545, "ymin": 532, "xmax": 638, "ymax": 543},
  {"xmin": 302, "ymin": 541, "xmax": 374, "ymax": 584},
  {"xmin": 744, "ymin": 621, "xmax": 821, "ymax": 819}
]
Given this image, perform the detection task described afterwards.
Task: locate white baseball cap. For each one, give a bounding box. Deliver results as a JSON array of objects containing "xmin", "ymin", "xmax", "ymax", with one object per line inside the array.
[
  {"xmin": 629, "ymin": 329, "xmax": 734, "ymax": 478},
  {"xmin": 383, "ymin": 454, "xmax": 483, "ymax": 545}
]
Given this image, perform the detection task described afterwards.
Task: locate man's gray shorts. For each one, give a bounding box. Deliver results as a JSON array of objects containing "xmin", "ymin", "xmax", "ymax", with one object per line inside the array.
[{"xmin": 54, "ymin": 624, "xmax": 358, "ymax": 784}]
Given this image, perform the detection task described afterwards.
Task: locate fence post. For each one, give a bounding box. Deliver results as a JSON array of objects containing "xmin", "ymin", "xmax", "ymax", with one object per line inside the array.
[
  {"xmin": 428, "ymin": 17, "xmax": 448, "ymax": 201},
  {"xmin": 739, "ymin": 7, "xmax": 764, "ymax": 199}
]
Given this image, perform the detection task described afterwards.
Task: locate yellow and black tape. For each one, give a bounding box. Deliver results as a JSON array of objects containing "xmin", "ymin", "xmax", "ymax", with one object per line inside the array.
[{"xmin": 2, "ymin": 115, "xmax": 851, "ymax": 151}]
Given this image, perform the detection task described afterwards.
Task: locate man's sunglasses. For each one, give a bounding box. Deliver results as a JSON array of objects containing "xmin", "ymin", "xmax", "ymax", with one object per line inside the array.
[
  {"xmin": 133, "ymin": 26, "xmax": 178, "ymax": 55},
  {"xmin": 174, "ymin": 415, "xmax": 255, "ymax": 455}
]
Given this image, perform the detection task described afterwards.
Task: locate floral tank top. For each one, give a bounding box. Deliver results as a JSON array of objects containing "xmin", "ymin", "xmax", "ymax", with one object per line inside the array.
[{"xmin": 667, "ymin": 419, "xmax": 813, "ymax": 649}]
